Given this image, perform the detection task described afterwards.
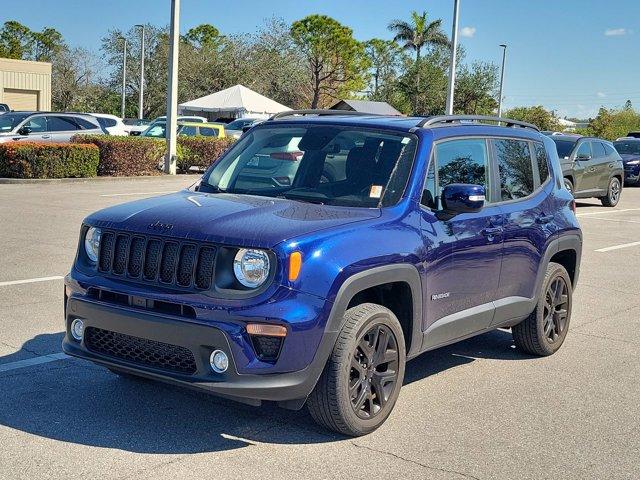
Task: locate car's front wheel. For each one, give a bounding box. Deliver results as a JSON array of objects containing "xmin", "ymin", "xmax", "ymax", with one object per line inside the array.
[
  {"xmin": 307, "ymin": 303, "xmax": 406, "ymax": 436},
  {"xmin": 601, "ymin": 177, "xmax": 621, "ymax": 207},
  {"xmin": 512, "ymin": 262, "xmax": 572, "ymax": 356}
]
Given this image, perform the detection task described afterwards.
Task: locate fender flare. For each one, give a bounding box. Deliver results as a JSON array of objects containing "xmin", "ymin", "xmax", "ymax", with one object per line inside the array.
[
  {"xmin": 324, "ymin": 264, "xmax": 423, "ymax": 357},
  {"xmin": 533, "ymin": 233, "xmax": 582, "ymax": 301}
]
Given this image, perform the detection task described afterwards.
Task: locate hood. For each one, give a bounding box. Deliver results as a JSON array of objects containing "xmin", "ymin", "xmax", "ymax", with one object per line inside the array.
[
  {"xmin": 619, "ymin": 153, "xmax": 640, "ymax": 163},
  {"xmin": 86, "ymin": 190, "xmax": 381, "ymax": 248}
]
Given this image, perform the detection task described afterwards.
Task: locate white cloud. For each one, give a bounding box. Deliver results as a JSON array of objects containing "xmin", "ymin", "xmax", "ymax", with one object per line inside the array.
[
  {"xmin": 605, "ymin": 28, "xmax": 627, "ymax": 36},
  {"xmin": 460, "ymin": 26, "xmax": 476, "ymax": 38},
  {"xmin": 597, "ymin": 92, "xmax": 607, "ymax": 98}
]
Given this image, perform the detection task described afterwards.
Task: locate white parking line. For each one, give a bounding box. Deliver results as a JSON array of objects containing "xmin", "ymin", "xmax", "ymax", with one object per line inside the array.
[
  {"xmin": 0, "ymin": 353, "xmax": 68, "ymax": 373},
  {"xmin": 100, "ymin": 191, "xmax": 175, "ymax": 197},
  {"xmin": 580, "ymin": 217, "xmax": 640, "ymax": 225},
  {"xmin": 577, "ymin": 208, "xmax": 640, "ymax": 217},
  {"xmin": 596, "ymin": 241, "xmax": 640, "ymax": 253},
  {"xmin": 0, "ymin": 276, "xmax": 64, "ymax": 287}
]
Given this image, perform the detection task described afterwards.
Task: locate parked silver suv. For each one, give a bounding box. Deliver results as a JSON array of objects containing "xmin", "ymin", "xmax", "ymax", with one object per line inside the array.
[{"xmin": 0, "ymin": 112, "xmax": 104, "ymax": 143}]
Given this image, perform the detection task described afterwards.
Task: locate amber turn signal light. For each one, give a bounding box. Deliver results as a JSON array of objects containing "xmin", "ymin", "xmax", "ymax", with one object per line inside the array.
[
  {"xmin": 288, "ymin": 251, "xmax": 302, "ymax": 281},
  {"xmin": 246, "ymin": 323, "xmax": 287, "ymax": 337}
]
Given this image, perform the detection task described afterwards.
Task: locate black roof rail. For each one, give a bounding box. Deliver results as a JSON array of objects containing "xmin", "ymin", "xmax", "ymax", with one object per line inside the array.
[
  {"xmin": 269, "ymin": 109, "xmax": 380, "ymax": 120},
  {"xmin": 416, "ymin": 115, "xmax": 540, "ymax": 132}
]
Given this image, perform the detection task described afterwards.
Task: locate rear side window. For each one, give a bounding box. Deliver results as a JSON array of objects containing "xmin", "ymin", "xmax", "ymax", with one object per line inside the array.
[
  {"xmin": 75, "ymin": 117, "xmax": 99, "ymax": 129},
  {"xmin": 435, "ymin": 138, "xmax": 489, "ymax": 194},
  {"xmin": 493, "ymin": 139, "xmax": 534, "ymax": 201},
  {"xmin": 96, "ymin": 117, "xmax": 117, "ymax": 128},
  {"xmin": 200, "ymin": 127, "xmax": 218, "ymax": 137},
  {"xmin": 179, "ymin": 125, "xmax": 197, "ymax": 136},
  {"xmin": 604, "ymin": 143, "xmax": 620, "ymax": 157},
  {"xmin": 47, "ymin": 116, "xmax": 80, "ymax": 132},
  {"xmin": 534, "ymin": 142, "xmax": 550, "ymax": 184},
  {"xmin": 592, "ymin": 142, "xmax": 606, "ymax": 158}
]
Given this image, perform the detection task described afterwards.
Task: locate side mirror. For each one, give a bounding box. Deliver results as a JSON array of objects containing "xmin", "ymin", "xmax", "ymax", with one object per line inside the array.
[
  {"xmin": 576, "ymin": 153, "xmax": 591, "ymax": 161},
  {"xmin": 17, "ymin": 125, "xmax": 32, "ymax": 136},
  {"xmin": 441, "ymin": 184, "xmax": 485, "ymax": 215}
]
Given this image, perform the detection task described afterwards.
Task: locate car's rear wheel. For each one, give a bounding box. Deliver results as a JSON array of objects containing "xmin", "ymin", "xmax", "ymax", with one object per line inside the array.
[
  {"xmin": 307, "ymin": 303, "xmax": 406, "ymax": 436},
  {"xmin": 601, "ymin": 177, "xmax": 621, "ymax": 207},
  {"xmin": 564, "ymin": 178, "xmax": 574, "ymax": 195},
  {"xmin": 512, "ymin": 262, "xmax": 572, "ymax": 356}
]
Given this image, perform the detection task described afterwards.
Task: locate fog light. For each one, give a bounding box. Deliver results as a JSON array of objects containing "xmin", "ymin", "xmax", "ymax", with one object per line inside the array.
[
  {"xmin": 209, "ymin": 349, "xmax": 229, "ymax": 373},
  {"xmin": 70, "ymin": 318, "xmax": 84, "ymax": 341}
]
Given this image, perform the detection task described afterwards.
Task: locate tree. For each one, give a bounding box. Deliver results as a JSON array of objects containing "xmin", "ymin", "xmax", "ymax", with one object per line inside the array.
[
  {"xmin": 51, "ymin": 46, "xmax": 100, "ymax": 111},
  {"xmin": 0, "ymin": 21, "xmax": 32, "ymax": 59},
  {"xmin": 503, "ymin": 105, "xmax": 561, "ymax": 131},
  {"xmin": 388, "ymin": 11, "xmax": 449, "ymax": 62},
  {"xmin": 453, "ymin": 62, "xmax": 499, "ymax": 115},
  {"xmin": 365, "ymin": 38, "xmax": 403, "ymax": 97},
  {"xmin": 583, "ymin": 107, "xmax": 640, "ymax": 141},
  {"xmin": 31, "ymin": 27, "xmax": 65, "ymax": 61},
  {"xmin": 291, "ymin": 15, "xmax": 369, "ymax": 108},
  {"xmin": 184, "ymin": 24, "xmax": 221, "ymax": 49}
]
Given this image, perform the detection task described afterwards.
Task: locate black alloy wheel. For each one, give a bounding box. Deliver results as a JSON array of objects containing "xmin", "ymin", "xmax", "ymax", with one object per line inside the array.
[{"xmin": 349, "ymin": 324, "xmax": 400, "ymax": 419}]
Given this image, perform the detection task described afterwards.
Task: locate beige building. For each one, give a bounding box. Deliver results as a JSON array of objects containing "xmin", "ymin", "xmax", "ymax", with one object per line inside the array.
[{"xmin": 0, "ymin": 58, "xmax": 52, "ymax": 111}]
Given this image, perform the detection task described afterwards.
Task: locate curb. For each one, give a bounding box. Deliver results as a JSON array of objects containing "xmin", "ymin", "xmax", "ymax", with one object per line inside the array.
[{"xmin": 0, "ymin": 174, "xmax": 197, "ymax": 185}]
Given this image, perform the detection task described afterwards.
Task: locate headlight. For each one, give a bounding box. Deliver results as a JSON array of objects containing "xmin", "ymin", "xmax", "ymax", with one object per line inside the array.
[
  {"xmin": 84, "ymin": 227, "xmax": 101, "ymax": 263},
  {"xmin": 233, "ymin": 248, "xmax": 270, "ymax": 288},
  {"xmin": 627, "ymin": 160, "xmax": 640, "ymax": 165}
]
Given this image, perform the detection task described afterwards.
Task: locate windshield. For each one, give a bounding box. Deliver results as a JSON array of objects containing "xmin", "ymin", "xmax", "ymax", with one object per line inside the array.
[
  {"xmin": 552, "ymin": 138, "xmax": 577, "ymax": 158},
  {"xmin": 614, "ymin": 140, "xmax": 640, "ymax": 155},
  {"xmin": 0, "ymin": 113, "xmax": 29, "ymax": 133},
  {"xmin": 226, "ymin": 118, "xmax": 255, "ymax": 130},
  {"xmin": 142, "ymin": 122, "xmax": 167, "ymax": 138},
  {"xmin": 200, "ymin": 124, "xmax": 417, "ymax": 208}
]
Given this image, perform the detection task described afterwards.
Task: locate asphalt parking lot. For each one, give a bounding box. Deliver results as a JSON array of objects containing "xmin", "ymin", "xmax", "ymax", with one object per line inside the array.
[{"xmin": 0, "ymin": 176, "xmax": 638, "ymax": 480}]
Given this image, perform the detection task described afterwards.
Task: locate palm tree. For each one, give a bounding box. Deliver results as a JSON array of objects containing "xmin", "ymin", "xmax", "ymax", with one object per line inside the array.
[
  {"xmin": 388, "ymin": 11, "xmax": 449, "ymax": 63},
  {"xmin": 388, "ymin": 11, "xmax": 449, "ymax": 113}
]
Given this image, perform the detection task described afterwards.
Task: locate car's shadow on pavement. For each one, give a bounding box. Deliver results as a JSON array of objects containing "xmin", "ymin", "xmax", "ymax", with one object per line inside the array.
[{"xmin": 0, "ymin": 329, "xmax": 528, "ymax": 453}]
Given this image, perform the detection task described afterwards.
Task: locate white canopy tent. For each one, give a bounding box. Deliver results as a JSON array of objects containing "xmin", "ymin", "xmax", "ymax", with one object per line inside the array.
[{"xmin": 178, "ymin": 84, "xmax": 291, "ymax": 120}]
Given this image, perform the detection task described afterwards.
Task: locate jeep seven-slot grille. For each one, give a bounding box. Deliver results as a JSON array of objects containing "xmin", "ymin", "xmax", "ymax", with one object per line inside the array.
[
  {"xmin": 84, "ymin": 327, "xmax": 197, "ymax": 374},
  {"xmin": 98, "ymin": 231, "xmax": 216, "ymax": 290}
]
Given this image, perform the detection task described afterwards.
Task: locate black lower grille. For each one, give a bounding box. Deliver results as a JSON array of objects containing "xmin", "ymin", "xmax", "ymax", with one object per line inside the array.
[
  {"xmin": 97, "ymin": 230, "xmax": 217, "ymax": 290},
  {"xmin": 85, "ymin": 327, "xmax": 197, "ymax": 374},
  {"xmin": 251, "ymin": 336, "xmax": 283, "ymax": 361}
]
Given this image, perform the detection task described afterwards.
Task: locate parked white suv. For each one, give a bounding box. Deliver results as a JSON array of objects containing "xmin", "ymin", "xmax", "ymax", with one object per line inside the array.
[
  {"xmin": 90, "ymin": 113, "xmax": 128, "ymax": 136},
  {"xmin": 0, "ymin": 112, "xmax": 104, "ymax": 143}
]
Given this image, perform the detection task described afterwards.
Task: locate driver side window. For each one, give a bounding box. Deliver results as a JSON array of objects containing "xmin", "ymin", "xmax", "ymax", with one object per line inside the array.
[
  {"xmin": 23, "ymin": 116, "xmax": 47, "ymax": 133},
  {"xmin": 422, "ymin": 138, "xmax": 490, "ymax": 209},
  {"xmin": 576, "ymin": 142, "xmax": 591, "ymax": 159}
]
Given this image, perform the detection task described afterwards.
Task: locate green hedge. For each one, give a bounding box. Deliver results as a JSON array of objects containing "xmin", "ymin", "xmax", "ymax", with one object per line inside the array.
[
  {"xmin": 73, "ymin": 135, "xmax": 235, "ymax": 175},
  {"xmin": 72, "ymin": 135, "xmax": 165, "ymax": 176},
  {"xmin": 0, "ymin": 142, "xmax": 99, "ymax": 179}
]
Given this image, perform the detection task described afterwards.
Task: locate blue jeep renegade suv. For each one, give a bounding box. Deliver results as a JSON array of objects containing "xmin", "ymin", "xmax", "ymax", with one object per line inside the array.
[{"xmin": 63, "ymin": 111, "xmax": 582, "ymax": 436}]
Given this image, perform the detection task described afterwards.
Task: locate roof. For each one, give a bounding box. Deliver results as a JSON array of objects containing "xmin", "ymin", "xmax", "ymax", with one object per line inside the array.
[
  {"xmin": 179, "ymin": 85, "xmax": 291, "ymax": 115},
  {"xmin": 330, "ymin": 99, "xmax": 403, "ymax": 116},
  {"xmin": 180, "ymin": 121, "xmax": 224, "ymax": 128}
]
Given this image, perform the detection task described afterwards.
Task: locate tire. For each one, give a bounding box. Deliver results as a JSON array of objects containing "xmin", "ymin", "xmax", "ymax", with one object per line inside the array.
[
  {"xmin": 601, "ymin": 177, "xmax": 621, "ymax": 207},
  {"xmin": 512, "ymin": 262, "xmax": 572, "ymax": 356},
  {"xmin": 307, "ymin": 303, "xmax": 406, "ymax": 436},
  {"xmin": 564, "ymin": 178, "xmax": 574, "ymax": 196}
]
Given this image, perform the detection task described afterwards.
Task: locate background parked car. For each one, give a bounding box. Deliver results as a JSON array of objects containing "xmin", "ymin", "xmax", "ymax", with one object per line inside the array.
[
  {"xmin": 0, "ymin": 103, "xmax": 9, "ymax": 114},
  {"xmin": 130, "ymin": 115, "xmax": 209, "ymax": 136},
  {"xmin": 547, "ymin": 133, "xmax": 624, "ymax": 206},
  {"xmin": 122, "ymin": 118, "xmax": 151, "ymax": 135},
  {"xmin": 90, "ymin": 113, "xmax": 128, "ymax": 136},
  {"xmin": 224, "ymin": 117, "xmax": 260, "ymax": 138},
  {"xmin": 141, "ymin": 120, "xmax": 225, "ymax": 139},
  {"xmin": 0, "ymin": 112, "xmax": 104, "ymax": 143},
  {"xmin": 613, "ymin": 137, "xmax": 640, "ymax": 185}
]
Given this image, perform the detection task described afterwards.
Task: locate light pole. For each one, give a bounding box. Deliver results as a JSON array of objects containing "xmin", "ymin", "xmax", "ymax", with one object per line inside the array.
[
  {"xmin": 445, "ymin": 0, "xmax": 460, "ymax": 115},
  {"xmin": 164, "ymin": 0, "xmax": 180, "ymax": 175},
  {"xmin": 497, "ymin": 44, "xmax": 507, "ymax": 117},
  {"xmin": 120, "ymin": 37, "xmax": 127, "ymax": 119},
  {"xmin": 135, "ymin": 24, "xmax": 145, "ymax": 119}
]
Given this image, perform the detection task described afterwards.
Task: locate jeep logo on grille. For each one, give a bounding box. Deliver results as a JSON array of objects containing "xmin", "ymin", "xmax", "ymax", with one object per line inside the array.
[{"xmin": 148, "ymin": 221, "xmax": 174, "ymax": 232}]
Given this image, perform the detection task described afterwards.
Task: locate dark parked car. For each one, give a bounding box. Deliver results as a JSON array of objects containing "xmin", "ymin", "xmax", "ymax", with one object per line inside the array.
[
  {"xmin": 0, "ymin": 103, "xmax": 9, "ymax": 114},
  {"xmin": 614, "ymin": 137, "xmax": 640, "ymax": 185},
  {"xmin": 64, "ymin": 112, "xmax": 582, "ymax": 436},
  {"xmin": 548, "ymin": 134, "xmax": 624, "ymax": 206}
]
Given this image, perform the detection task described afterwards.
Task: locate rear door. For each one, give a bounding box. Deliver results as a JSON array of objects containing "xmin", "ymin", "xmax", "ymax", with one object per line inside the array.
[
  {"xmin": 590, "ymin": 141, "xmax": 610, "ymax": 193},
  {"xmin": 45, "ymin": 115, "xmax": 83, "ymax": 142}
]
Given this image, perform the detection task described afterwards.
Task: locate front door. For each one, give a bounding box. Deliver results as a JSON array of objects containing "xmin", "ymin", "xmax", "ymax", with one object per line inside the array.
[
  {"xmin": 420, "ymin": 137, "xmax": 504, "ymax": 349},
  {"xmin": 572, "ymin": 140, "xmax": 597, "ymax": 193}
]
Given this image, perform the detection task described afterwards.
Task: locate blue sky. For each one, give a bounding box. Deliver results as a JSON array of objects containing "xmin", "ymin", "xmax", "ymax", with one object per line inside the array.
[{"xmin": 4, "ymin": 0, "xmax": 639, "ymax": 118}]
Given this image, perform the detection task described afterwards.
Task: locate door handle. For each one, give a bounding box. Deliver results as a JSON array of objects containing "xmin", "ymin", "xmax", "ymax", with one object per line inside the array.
[
  {"xmin": 608, "ymin": 163, "xmax": 615, "ymax": 168},
  {"xmin": 536, "ymin": 214, "xmax": 554, "ymax": 224},
  {"xmin": 41, "ymin": 135, "xmax": 51, "ymax": 139}
]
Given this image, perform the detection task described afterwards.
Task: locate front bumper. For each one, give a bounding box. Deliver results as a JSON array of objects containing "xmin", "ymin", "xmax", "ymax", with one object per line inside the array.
[
  {"xmin": 63, "ymin": 297, "xmax": 338, "ymax": 407},
  {"xmin": 624, "ymin": 166, "xmax": 640, "ymax": 183}
]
